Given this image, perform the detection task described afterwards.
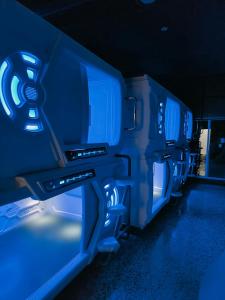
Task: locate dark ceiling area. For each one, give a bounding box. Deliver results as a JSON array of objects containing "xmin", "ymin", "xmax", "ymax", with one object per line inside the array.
[{"xmin": 18, "ymin": 0, "xmax": 225, "ymax": 114}]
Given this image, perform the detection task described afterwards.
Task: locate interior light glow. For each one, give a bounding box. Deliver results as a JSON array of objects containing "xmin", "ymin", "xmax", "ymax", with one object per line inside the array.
[
  {"xmin": 11, "ymin": 75, "xmax": 21, "ymax": 106},
  {"xmin": 28, "ymin": 214, "xmax": 57, "ymax": 228},
  {"xmin": 0, "ymin": 60, "xmax": 13, "ymax": 117},
  {"xmin": 59, "ymin": 223, "xmax": 82, "ymax": 240},
  {"xmin": 153, "ymin": 162, "xmax": 167, "ymax": 202}
]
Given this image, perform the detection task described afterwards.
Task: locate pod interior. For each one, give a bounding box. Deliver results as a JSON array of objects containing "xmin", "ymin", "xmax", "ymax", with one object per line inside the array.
[
  {"xmin": 0, "ymin": 186, "xmax": 84, "ymax": 300},
  {"xmin": 152, "ymin": 161, "xmax": 170, "ymax": 213}
]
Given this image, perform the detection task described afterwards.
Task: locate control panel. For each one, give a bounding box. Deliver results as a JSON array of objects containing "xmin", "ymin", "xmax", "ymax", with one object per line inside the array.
[
  {"xmin": 42, "ymin": 169, "xmax": 95, "ymax": 192},
  {"xmin": 65, "ymin": 147, "xmax": 107, "ymax": 161}
]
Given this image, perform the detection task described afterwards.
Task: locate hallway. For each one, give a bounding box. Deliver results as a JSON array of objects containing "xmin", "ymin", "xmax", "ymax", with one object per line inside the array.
[{"xmin": 57, "ymin": 182, "xmax": 225, "ymax": 300}]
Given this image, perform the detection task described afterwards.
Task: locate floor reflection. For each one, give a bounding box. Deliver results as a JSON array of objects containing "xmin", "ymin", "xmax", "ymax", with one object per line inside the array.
[{"xmin": 57, "ymin": 182, "xmax": 225, "ymax": 300}]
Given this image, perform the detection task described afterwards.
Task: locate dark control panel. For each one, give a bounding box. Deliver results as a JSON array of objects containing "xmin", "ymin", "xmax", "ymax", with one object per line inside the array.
[
  {"xmin": 42, "ymin": 169, "xmax": 95, "ymax": 192},
  {"xmin": 65, "ymin": 147, "xmax": 107, "ymax": 161}
]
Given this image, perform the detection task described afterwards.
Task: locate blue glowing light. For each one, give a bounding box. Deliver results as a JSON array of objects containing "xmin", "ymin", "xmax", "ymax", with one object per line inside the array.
[
  {"xmin": 24, "ymin": 86, "xmax": 38, "ymax": 101},
  {"xmin": 11, "ymin": 75, "xmax": 22, "ymax": 106},
  {"xmin": 0, "ymin": 52, "xmax": 44, "ymax": 132},
  {"xmin": 21, "ymin": 53, "xmax": 38, "ymax": 65},
  {"xmin": 0, "ymin": 60, "xmax": 13, "ymax": 117},
  {"xmin": 25, "ymin": 122, "xmax": 43, "ymax": 132},
  {"xmin": 104, "ymin": 184, "xmax": 119, "ymax": 227},
  {"xmin": 28, "ymin": 108, "xmax": 39, "ymax": 119},
  {"xmin": 27, "ymin": 68, "xmax": 35, "ymax": 80}
]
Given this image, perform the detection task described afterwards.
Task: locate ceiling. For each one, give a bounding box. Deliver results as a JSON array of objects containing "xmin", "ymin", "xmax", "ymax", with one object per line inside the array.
[{"xmin": 18, "ymin": 0, "xmax": 225, "ymax": 110}]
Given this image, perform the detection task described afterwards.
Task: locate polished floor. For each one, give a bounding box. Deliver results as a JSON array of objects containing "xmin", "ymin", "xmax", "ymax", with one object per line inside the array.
[{"xmin": 57, "ymin": 182, "xmax": 225, "ymax": 300}]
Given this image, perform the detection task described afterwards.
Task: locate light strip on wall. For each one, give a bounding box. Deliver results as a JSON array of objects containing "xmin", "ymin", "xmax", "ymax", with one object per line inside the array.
[
  {"xmin": 0, "ymin": 60, "xmax": 13, "ymax": 117},
  {"xmin": 11, "ymin": 75, "xmax": 21, "ymax": 106}
]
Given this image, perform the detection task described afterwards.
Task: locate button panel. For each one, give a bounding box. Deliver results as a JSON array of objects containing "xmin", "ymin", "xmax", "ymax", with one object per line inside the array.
[
  {"xmin": 65, "ymin": 147, "xmax": 107, "ymax": 161},
  {"xmin": 43, "ymin": 169, "xmax": 95, "ymax": 192}
]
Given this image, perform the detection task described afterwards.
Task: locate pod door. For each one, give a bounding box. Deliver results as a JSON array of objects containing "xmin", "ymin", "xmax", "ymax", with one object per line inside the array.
[
  {"xmin": 0, "ymin": 184, "xmax": 98, "ymax": 300},
  {"xmin": 165, "ymin": 98, "xmax": 181, "ymax": 145},
  {"xmin": 85, "ymin": 65, "xmax": 122, "ymax": 147},
  {"xmin": 152, "ymin": 161, "xmax": 171, "ymax": 214}
]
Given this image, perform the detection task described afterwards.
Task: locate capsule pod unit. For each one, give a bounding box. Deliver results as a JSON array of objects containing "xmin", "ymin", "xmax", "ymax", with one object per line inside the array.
[
  {"xmin": 0, "ymin": 157, "xmax": 130, "ymax": 299},
  {"xmin": 122, "ymin": 75, "xmax": 176, "ymax": 228},
  {"xmin": 0, "ymin": 0, "xmax": 127, "ymax": 214},
  {"xmin": 0, "ymin": 1, "xmax": 130, "ymax": 298}
]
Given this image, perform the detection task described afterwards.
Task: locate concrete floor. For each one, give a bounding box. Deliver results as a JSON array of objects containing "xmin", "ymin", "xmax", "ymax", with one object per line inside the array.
[{"xmin": 57, "ymin": 182, "xmax": 225, "ymax": 300}]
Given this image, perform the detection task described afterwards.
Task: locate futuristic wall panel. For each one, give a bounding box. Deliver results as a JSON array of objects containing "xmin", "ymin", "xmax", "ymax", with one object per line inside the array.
[{"xmin": 0, "ymin": 51, "xmax": 44, "ymax": 132}]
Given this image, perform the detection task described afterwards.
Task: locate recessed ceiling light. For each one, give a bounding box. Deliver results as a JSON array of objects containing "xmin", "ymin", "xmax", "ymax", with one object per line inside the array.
[
  {"xmin": 161, "ymin": 26, "xmax": 169, "ymax": 32},
  {"xmin": 139, "ymin": 0, "xmax": 156, "ymax": 4}
]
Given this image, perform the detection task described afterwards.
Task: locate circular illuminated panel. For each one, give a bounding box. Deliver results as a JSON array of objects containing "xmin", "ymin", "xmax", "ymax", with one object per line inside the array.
[{"xmin": 0, "ymin": 51, "xmax": 44, "ymax": 132}]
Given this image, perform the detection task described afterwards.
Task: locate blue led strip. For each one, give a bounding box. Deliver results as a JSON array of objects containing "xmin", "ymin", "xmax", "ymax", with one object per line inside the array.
[
  {"xmin": 11, "ymin": 75, "xmax": 22, "ymax": 106},
  {"xmin": 0, "ymin": 60, "xmax": 13, "ymax": 117},
  {"xmin": 27, "ymin": 68, "xmax": 35, "ymax": 80},
  {"xmin": 21, "ymin": 52, "xmax": 39, "ymax": 65},
  {"xmin": 24, "ymin": 122, "xmax": 43, "ymax": 132}
]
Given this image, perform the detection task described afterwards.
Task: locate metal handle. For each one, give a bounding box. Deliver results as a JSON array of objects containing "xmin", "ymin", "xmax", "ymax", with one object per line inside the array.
[{"xmin": 125, "ymin": 96, "xmax": 137, "ymax": 131}]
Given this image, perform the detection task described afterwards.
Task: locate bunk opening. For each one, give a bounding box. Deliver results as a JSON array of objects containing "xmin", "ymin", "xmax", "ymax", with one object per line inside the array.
[
  {"xmin": 152, "ymin": 161, "xmax": 170, "ymax": 213},
  {"xmin": 0, "ymin": 186, "xmax": 84, "ymax": 300}
]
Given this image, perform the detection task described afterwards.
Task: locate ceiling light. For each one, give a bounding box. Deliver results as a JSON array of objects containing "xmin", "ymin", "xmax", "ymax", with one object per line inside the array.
[
  {"xmin": 161, "ymin": 26, "xmax": 169, "ymax": 32},
  {"xmin": 139, "ymin": 0, "xmax": 156, "ymax": 4}
]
